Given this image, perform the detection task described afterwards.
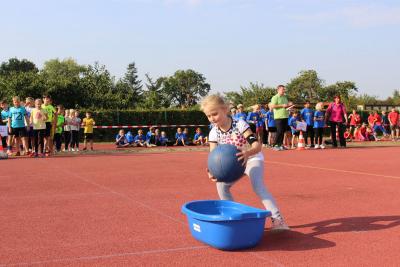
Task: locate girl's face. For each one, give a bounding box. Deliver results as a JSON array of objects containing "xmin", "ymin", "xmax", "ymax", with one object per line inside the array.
[
  {"xmin": 203, "ymin": 105, "xmax": 228, "ymax": 127},
  {"xmin": 35, "ymin": 100, "xmax": 42, "ymax": 109}
]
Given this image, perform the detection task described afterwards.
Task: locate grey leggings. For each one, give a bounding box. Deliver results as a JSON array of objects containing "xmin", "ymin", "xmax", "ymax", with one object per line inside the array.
[{"xmin": 216, "ymin": 160, "xmax": 280, "ymax": 218}]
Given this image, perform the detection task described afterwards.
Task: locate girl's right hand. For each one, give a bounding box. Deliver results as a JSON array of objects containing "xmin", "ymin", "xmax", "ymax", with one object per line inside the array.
[{"xmin": 206, "ymin": 168, "xmax": 217, "ymax": 182}]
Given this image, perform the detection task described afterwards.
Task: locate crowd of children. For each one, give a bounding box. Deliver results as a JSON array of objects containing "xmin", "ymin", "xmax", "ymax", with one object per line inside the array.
[
  {"xmin": 228, "ymin": 102, "xmax": 400, "ymax": 150},
  {"xmin": 115, "ymin": 127, "xmax": 208, "ymax": 148},
  {"xmin": 0, "ymin": 95, "xmax": 96, "ymax": 157}
]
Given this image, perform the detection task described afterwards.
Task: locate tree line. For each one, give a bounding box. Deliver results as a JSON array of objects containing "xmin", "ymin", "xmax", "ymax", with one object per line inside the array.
[{"xmin": 1, "ymin": 58, "xmax": 399, "ymax": 110}]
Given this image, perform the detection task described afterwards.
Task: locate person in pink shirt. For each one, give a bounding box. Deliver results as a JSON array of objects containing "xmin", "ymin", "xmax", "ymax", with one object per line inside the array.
[
  {"xmin": 325, "ymin": 95, "xmax": 348, "ymax": 148},
  {"xmin": 388, "ymin": 108, "xmax": 399, "ymax": 140}
]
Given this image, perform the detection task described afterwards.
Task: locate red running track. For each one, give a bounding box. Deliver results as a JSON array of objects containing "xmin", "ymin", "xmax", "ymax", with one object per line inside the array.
[{"xmin": 0, "ymin": 147, "xmax": 400, "ymax": 266}]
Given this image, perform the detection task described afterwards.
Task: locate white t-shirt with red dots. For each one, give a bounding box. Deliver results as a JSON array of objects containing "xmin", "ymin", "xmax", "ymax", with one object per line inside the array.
[{"xmin": 208, "ymin": 118, "xmax": 264, "ymax": 162}]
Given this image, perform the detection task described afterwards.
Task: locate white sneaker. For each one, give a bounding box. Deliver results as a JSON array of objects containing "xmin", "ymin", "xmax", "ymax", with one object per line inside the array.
[
  {"xmin": 314, "ymin": 144, "xmax": 320, "ymax": 149},
  {"xmin": 320, "ymin": 144, "xmax": 325, "ymax": 149},
  {"xmin": 271, "ymin": 217, "xmax": 290, "ymax": 232},
  {"xmin": 71, "ymin": 148, "xmax": 75, "ymax": 152},
  {"xmin": 76, "ymin": 148, "xmax": 79, "ymax": 152}
]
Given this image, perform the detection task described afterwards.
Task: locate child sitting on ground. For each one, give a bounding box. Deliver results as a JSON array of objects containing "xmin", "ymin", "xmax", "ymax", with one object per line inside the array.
[
  {"xmin": 160, "ymin": 131, "xmax": 170, "ymax": 146},
  {"xmin": 174, "ymin": 127, "xmax": 186, "ymax": 146},
  {"xmin": 193, "ymin": 127, "xmax": 206, "ymax": 145},
  {"xmin": 115, "ymin": 129, "xmax": 130, "ymax": 148},
  {"xmin": 134, "ymin": 129, "xmax": 146, "ymax": 147},
  {"xmin": 126, "ymin": 131, "xmax": 134, "ymax": 145}
]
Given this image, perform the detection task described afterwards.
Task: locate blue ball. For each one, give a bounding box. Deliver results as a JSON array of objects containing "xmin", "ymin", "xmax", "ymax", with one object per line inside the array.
[{"xmin": 208, "ymin": 144, "xmax": 246, "ymax": 183}]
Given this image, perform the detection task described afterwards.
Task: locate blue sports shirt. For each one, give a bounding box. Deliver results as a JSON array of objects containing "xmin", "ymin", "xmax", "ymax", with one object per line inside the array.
[
  {"xmin": 301, "ymin": 108, "xmax": 314, "ymax": 126},
  {"xmin": 313, "ymin": 111, "xmax": 325, "ymax": 128},
  {"xmin": 9, "ymin": 106, "xmax": 26, "ymax": 128}
]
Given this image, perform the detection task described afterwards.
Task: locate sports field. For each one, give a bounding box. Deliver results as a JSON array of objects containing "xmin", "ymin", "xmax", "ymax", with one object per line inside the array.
[{"xmin": 1, "ymin": 146, "xmax": 400, "ymax": 266}]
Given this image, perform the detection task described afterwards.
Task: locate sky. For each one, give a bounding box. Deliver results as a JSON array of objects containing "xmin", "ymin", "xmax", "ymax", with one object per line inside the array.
[{"xmin": 1, "ymin": 0, "xmax": 399, "ymax": 98}]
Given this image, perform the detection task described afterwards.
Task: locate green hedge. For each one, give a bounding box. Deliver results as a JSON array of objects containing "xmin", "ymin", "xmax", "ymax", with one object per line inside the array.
[{"xmin": 81, "ymin": 109, "xmax": 210, "ymax": 141}]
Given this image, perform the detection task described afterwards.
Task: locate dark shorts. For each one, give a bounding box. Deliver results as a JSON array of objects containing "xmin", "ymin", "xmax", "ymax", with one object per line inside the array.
[
  {"xmin": 292, "ymin": 131, "xmax": 300, "ymax": 136},
  {"xmin": 45, "ymin": 122, "xmax": 52, "ymax": 137},
  {"xmin": 27, "ymin": 127, "xmax": 34, "ymax": 138},
  {"xmin": 390, "ymin": 125, "xmax": 399, "ymax": 131},
  {"xmin": 268, "ymin": 127, "xmax": 277, "ymax": 133},
  {"xmin": 84, "ymin": 133, "xmax": 94, "ymax": 141},
  {"xmin": 11, "ymin": 127, "xmax": 27, "ymax": 137}
]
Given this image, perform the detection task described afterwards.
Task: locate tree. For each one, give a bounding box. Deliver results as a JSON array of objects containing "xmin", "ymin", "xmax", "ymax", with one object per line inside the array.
[
  {"xmin": 139, "ymin": 74, "xmax": 167, "ymax": 109},
  {"xmin": 162, "ymin": 69, "xmax": 211, "ymax": 108},
  {"xmin": 80, "ymin": 62, "xmax": 116, "ymax": 109},
  {"xmin": 115, "ymin": 62, "xmax": 143, "ymax": 108},
  {"xmin": 0, "ymin": 58, "xmax": 38, "ymax": 75},
  {"xmin": 0, "ymin": 58, "xmax": 43, "ymax": 100},
  {"xmin": 41, "ymin": 58, "xmax": 87, "ymax": 108},
  {"xmin": 286, "ymin": 70, "xmax": 324, "ymax": 102},
  {"xmin": 319, "ymin": 81, "xmax": 358, "ymax": 105},
  {"xmin": 224, "ymin": 82, "xmax": 276, "ymax": 108}
]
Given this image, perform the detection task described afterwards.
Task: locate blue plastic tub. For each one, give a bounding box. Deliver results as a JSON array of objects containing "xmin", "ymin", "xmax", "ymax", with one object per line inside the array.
[{"xmin": 181, "ymin": 200, "xmax": 271, "ymax": 250}]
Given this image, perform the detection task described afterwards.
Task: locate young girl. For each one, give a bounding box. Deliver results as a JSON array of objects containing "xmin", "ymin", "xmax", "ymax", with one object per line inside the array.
[
  {"xmin": 313, "ymin": 102, "xmax": 325, "ymax": 149},
  {"xmin": 54, "ymin": 105, "xmax": 65, "ymax": 153},
  {"xmin": 266, "ymin": 104, "xmax": 276, "ymax": 147},
  {"xmin": 25, "ymin": 97, "xmax": 35, "ymax": 153},
  {"xmin": 63, "ymin": 109, "xmax": 71, "ymax": 151},
  {"xmin": 134, "ymin": 129, "xmax": 146, "ymax": 147},
  {"xmin": 69, "ymin": 109, "xmax": 80, "ymax": 152},
  {"xmin": 201, "ymin": 95, "xmax": 289, "ymax": 231},
  {"xmin": 289, "ymin": 111, "xmax": 300, "ymax": 149},
  {"xmin": 30, "ymin": 99, "xmax": 48, "ymax": 157}
]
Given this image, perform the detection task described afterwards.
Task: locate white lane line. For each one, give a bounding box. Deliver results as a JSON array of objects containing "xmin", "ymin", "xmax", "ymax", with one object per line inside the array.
[
  {"xmin": 266, "ymin": 160, "xmax": 400, "ymax": 180},
  {"xmin": 250, "ymin": 252, "xmax": 285, "ymax": 267},
  {"xmin": 0, "ymin": 245, "xmax": 209, "ymax": 266}
]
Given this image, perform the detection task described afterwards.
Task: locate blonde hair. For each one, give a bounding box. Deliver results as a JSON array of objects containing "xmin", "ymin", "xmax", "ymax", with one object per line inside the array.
[
  {"xmin": 12, "ymin": 96, "xmax": 20, "ymax": 102},
  {"xmin": 252, "ymin": 104, "xmax": 260, "ymax": 111},
  {"xmin": 26, "ymin": 97, "xmax": 34, "ymax": 103},
  {"xmin": 200, "ymin": 95, "xmax": 228, "ymax": 111},
  {"xmin": 315, "ymin": 102, "xmax": 323, "ymax": 111}
]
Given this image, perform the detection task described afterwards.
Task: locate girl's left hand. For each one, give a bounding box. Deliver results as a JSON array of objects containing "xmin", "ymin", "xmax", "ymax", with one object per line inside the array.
[{"xmin": 236, "ymin": 149, "xmax": 249, "ymax": 166}]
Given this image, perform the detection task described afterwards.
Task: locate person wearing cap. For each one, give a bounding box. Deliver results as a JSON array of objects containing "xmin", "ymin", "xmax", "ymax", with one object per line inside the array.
[
  {"xmin": 325, "ymin": 95, "xmax": 348, "ymax": 148},
  {"xmin": 269, "ymin": 85, "xmax": 293, "ymax": 151}
]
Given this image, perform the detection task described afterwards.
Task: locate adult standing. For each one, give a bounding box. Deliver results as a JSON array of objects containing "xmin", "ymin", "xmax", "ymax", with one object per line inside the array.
[
  {"xmin": 270, "ymin": 85, "xmax": 293, "ymax": 151},
  {"xmin": 325, "ymin": 96, "xmax": 348, "ymax": 148}
]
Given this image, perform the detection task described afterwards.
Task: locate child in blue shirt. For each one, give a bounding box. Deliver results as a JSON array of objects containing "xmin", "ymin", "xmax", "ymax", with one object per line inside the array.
[
  {"xmin": 115, "ymin": 129, "xmax": 130, "ymax": 148},
  {"xmin": 246, "ymin": 104, "xmax": 261, "ymax": 136},
  {"xmin": 0, "ymin": 100, "xmax": 12, "ymax": 154},
  {"xmin": 234, "ymin": 104, "xmax": 247, "ymax": 121},
  {"xmin": 134, "ymin": 129, "xmax": 146, "ymax": 147},
  {"xmin": 313, "ymin": 102, "xmax": 325, "ymax": 149},
  {"xmin": 289, "ymin": 111, "xmax": 300, "ymax": 149},
  {"xmin": 159, "ymin": 131, "xmax": 169, "ymax": 146},
  {"xmin": 300, "ymin": 101, "xmax": 315, "ymax": 147},
  {"xmin": 193, "ymin": 127, "xmax": 206, "ymax": 145},
  {"xmin": 266, "ymin": 105, "xmax": 276, "ymax": 147},
  {"xmin": 174, "ymin": 127, "xmax": 186, "ymax": 146},
  {"xmin": 8, "ymin": 96, "xmax": 29, "ymax": 156},
  {"xmin": 126, "ymin": 131, "xmax": 134, "ymax": 145},
  {"xmin": 146, "ymin": 127, "xmax": 157, "ymax": 147}
]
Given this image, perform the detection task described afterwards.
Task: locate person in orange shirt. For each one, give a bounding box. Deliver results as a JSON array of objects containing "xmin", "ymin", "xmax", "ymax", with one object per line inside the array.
[{"xmin": 388, "ymin": 108, "xmax": 399, "ymax": 141}]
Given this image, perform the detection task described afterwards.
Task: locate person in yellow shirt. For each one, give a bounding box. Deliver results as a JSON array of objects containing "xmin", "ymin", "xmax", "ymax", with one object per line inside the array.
[
  {"xmin": 82, "ymin": 111, "xmax": 95, "ymax": 151},
  {"xmin": 41, "ymin": 95, "xmax": 56, "ymax": 155},
  {"xmin": 30, "ymin": 99, "xmax": 48, "ymax": 157}
]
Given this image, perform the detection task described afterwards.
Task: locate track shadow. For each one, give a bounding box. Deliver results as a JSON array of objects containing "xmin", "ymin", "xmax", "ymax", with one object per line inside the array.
[
  {"xmin": 253, "ymin": 216, "xmax": 400, "ymax": 252},
  {"xmin": 291, "ymin": 215, "xmax": 400, "ymax": 236},
  {"xmin": 253, "ymin": 230, "xmax": 336, "ymax": 251}
]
